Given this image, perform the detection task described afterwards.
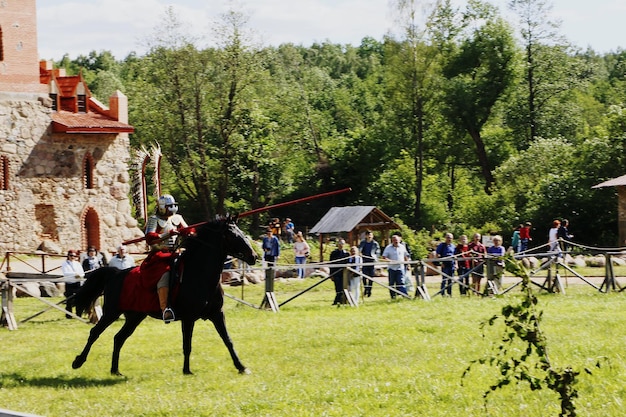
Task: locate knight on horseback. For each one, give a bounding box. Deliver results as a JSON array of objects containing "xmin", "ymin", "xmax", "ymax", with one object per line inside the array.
[{"xmin": 144, "ymin": 194, "xmax": 192, "ymax": 323}]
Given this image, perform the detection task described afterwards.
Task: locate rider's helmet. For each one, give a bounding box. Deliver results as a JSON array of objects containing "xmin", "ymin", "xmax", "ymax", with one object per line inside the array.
[{"xmin": 157, "ymin": 194, "xmax": 178, "ymax": 216}]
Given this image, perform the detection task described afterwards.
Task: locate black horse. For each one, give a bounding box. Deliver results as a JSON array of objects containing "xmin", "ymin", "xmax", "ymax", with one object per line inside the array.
[{"xmin": 71, "ymin": 215, "xmax": 258, "ymax": 375}]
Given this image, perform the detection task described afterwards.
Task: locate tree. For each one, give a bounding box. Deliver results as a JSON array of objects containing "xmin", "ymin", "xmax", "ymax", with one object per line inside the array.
[
  {"xmin": 89, "ymin": 70, "xmax": 125, "ymax": 102},
  {"xmin": 125, "ymin": 6, "xmax": 273, "ymax": 221},
  {"xmin": 507, "ymin": 0, "xmax": 592, "ymax": 147},
  {"xmin": 383, "ymin": 0, "xmax": 458, "ymax": 227},
  {"xmin": 441, "ymin": 1, "xmax": 517, "ymax": 193}
]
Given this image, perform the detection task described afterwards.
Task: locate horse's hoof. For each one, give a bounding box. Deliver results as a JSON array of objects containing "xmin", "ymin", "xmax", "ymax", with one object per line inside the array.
[
  {"xmin": 72, "ymin": 356, "xmax": 85, "ymax": 369},
  {"xmin": 111, "ymin": 370, "xmax": 124, "ymax": 377},
  {"xmin": 183, "ymin": 369, "xmax": 193, "ymax": 375},
  {"xmin": 239, "ymin": 368, "xmax": 251, "ymax": 375}
]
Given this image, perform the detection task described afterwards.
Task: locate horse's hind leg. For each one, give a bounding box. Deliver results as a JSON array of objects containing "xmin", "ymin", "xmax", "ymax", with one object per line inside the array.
[
  {"xmin": 110, "ymin": 312, "xmax": 147, "ymax": 376},
  {"xmin": 209, "ymin": 310, "xmax": 250, "ymax": 374},
  {"xmin": 72, "ymin": 312, "xmax": 120, "ymax": 370}
]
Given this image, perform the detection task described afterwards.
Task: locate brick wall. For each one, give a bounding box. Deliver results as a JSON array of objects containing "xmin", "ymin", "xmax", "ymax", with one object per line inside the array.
[{"xmin": 0, "ymin": 0, "xmax": 46, "ymax": 93}]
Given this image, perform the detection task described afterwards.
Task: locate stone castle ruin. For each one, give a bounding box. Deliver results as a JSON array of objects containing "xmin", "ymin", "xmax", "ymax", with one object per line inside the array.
[{"xmin": 0, "ymin": 1, "xmax": 143, "ymax": 253}]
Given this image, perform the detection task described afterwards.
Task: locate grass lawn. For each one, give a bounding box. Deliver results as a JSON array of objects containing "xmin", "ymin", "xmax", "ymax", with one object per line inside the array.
[{"xmin": 1, "ymin": 279, "xmax": 625, "ymax": 416}]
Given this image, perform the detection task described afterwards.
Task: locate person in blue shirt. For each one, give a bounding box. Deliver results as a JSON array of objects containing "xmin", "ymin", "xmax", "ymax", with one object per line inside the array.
[
  {"xmin": 486, "ymin": 235, "xmax": 506, "ymax": 292},
  {"xmin": 436, "ymin": 233, "xmax": 456, "ymax": 296},
  {"xmin": 283, "ymin": 218, "xmax": 295, "ymax": 243},
  {"xmin": 358, "ymin": 230, "xmax": 380, "ymax": 297},
  {"xmin": 262, "ymin": 227, "xmax": 280, "ymax": 265}
]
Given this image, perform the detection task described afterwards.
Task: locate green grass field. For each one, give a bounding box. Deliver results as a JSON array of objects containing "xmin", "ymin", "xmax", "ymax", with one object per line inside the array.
[{"xmin": 1, "ymin": 279, "xmax": 625, "ymax": 417}]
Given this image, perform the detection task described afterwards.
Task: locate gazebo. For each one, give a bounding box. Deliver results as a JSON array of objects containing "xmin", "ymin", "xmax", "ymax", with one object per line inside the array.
[
  {"xmin": 308, "ymin": 206, "xmax": 401, "ymax": 260},
  {"xmin": 593, "ymin": 174, "xmax": 626, "ymax": 246}
]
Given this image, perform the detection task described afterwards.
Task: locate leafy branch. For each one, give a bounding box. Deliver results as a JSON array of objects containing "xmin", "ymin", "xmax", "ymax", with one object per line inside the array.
[{"xmin": 462, "ymin": 253, "xmax": 591, "ymax": 416}]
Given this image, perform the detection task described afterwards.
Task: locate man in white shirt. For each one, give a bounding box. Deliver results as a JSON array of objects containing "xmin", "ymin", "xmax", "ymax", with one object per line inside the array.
[
  {"xmin": 61, "ymin": 250, "xmax": 85, "ymax": 318},
  {"xmin": 108, "ymin": 245, "xmax": 136, "ymax": 270},
  {"xmin": 381, "ymin": 235, "xmax": 409, "ymax": 299}
]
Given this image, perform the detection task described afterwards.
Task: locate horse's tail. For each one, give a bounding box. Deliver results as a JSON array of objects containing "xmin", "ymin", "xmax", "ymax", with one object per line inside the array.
[{"xmin": 74, "ymin": 266, "xmax": 119, "ymax": 314}]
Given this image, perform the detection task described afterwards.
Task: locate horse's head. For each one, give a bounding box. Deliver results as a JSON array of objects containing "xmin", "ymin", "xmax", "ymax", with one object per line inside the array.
[
  {"xmin": 223, "ymin": 215, "xmax": 258, "ymax": 265},
  {"xmin": 191, "ymin": 215, "xmax": 258, "ymax": 266}
]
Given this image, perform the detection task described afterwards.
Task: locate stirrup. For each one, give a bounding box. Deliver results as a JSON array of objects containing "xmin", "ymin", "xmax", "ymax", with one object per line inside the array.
[{"xmin": 162, "ymin": 308, "xmax": 175, "ymax": 323}]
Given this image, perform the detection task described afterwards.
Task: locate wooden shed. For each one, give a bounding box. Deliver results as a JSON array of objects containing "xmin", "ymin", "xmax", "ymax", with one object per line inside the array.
[
  {"xmin": 593, "ymin": 174, "xmax": 626, "ymax": 246},
  {"xmin": 308, "ymin": 206, "xmax": 401, "ymax": 260}
]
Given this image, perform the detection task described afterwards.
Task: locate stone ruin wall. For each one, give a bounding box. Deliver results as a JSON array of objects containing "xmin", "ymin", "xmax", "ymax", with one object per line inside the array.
[{"xmin": 0, "ymin": 95, "xmax": 144, "ymax": 254}]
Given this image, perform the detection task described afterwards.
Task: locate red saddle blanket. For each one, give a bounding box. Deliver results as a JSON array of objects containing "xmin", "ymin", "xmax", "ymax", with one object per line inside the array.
[{"xmin": 119, "ymin": 251, "xmax": 179, "ymax": 313}]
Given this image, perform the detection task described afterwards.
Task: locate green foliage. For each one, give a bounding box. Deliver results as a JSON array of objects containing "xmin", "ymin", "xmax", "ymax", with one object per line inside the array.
[
  {"xmin": 442, "ymin": 4, "xmax": 518, "ymax": 192},
  {"xmin": 89, "ymin": 70, "xmax": 125, "ymax": 102},
  {"xmin": 52, "ymin": 3, "xmax": 626, "ymax": 246},
  {"xmin": 462, "ymin": 254, "xmax": 600, "ymax": 416}
]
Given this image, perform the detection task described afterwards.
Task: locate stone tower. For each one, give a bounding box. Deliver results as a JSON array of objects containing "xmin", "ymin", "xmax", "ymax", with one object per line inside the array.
[{"xmin": 0, "ymin": 0, "xmax": 143, "ymax": 254}]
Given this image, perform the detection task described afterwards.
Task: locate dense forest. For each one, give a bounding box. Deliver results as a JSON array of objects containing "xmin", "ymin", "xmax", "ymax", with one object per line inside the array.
[{"xmin": 53, "ymin": 0, "xmax": 626, "ymax": 253}]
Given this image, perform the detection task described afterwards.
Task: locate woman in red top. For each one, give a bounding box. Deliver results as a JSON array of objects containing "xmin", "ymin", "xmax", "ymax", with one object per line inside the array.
[
  {"xmin": 468, "ymin": 233, "xmax": 487, "ymax": 294},
  {"xmin": 519, "ymin": 222, "xmax": 532, "ymax": 252}
]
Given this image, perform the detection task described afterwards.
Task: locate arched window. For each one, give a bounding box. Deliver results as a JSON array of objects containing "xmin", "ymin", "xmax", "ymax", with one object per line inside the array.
[
  {"xmin": 0, "ymin": 155, "xmax": 9, "ymax": 190},
  {"xmin": 83, "ymin": 152, "xmax": 94, "ymax": 189},
  {"xmin": 81, "ymin": 206, "xmax": 101, "ymax": 251}
]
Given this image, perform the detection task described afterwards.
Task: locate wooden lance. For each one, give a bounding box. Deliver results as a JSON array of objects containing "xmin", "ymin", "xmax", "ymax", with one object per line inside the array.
[{"xmin": 122, "ymin": 187, "xmax": 351, "ymax": 245}]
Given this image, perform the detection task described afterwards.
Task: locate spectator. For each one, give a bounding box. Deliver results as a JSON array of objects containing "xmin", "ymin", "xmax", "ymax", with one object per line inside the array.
[
  {"xmin": 358, "ymin": 230, "xmax": 380, "ymax": 297},
  {"xmin": 108, "ymin": 245, "xmax": 136, "ymax": 270},
  {"xmin": 455, "ymin": 235, "xmax": 472, "ymax": 296},
  {"xmin": 520, "ymin": 222, "xmax": 532, "ymax": 252},
  {"xmin": 557, "ymin": 219, "xmax": 574, "ymax": 252},
  {"xmin": 548, "ymin": 219, "xmax": 561, "ymax": 252},
  {"xmin": 283, "ymin": 218, "xmax": 295, "ymax": 243},
  {"xmin": 398, "ymin": 235, "xmax": 414, "ymax": 294},
  {"xmin": 269, "ymin": 218, "xmax": 282, "ymax": 240},
  {"xmin": 330, "ymin": 239, "xmax": 349, "ymax": 305},
  {"xmin": 82, "ymin": 246, "xmax": 104, "ymax": 273},
  {"xmin": 436, "ymin": 233, "xmax": 456, "ymax": 297},
  {"xmin": 486, "ymin": 235, "xmax": 506, "ymax": 292},
  {"xmin": 468, "ymin": 233, "xmax": 487, "ymax": 294},
  {"xmin": 61, "ymin": 249, "xmax": 85, "ymax": 319},
  {"xmin": 511, "ymin": 224, "xmax": 522, "ymax": 253},
  {"xmin": 348, "ymin": 246, "xmax": 363, "ymax": 303},
  {"xmin": 262, "ymin": 227, "xmax": 281, "ymax": 268},
  {"xmin": 293, "ymin": 232, "xmax": 310, "ymax": 279},
  {"xmin": 381, "ymin": 235, "xmax": 409, "ymax": 299}
]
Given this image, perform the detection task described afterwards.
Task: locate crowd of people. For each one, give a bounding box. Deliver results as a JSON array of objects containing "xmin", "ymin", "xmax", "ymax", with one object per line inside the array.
[
  {"xmin": 59, "ymin": 198, "xmax": 577, "ymax": 314},
  {"xmin": 323, "ymin": 217, "xmax": 575, "ymax": 302},
  {"xmin": 61, "ymin": 243, "xmax": 136, "ymax": 319},
  {"xmin": 264, "ymin": 217, "xmax": 313, "ymax": 279}
]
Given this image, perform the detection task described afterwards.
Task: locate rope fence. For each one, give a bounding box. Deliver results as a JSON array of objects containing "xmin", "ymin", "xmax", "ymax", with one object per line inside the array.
[{"xmin": 2, "ymin": 238, "xmax": 626, "ymax": 325}]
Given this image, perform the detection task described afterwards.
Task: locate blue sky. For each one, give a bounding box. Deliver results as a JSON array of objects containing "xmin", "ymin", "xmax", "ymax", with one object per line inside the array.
[{"xmin": 36, "ymin": 0, "xmax": 626, "ymax": 60}]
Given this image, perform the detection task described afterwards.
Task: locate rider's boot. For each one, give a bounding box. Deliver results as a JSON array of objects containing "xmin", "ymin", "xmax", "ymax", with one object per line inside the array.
[{"xmin": 158, "ymin": 287, "xmax": 175, "ymax": 323}]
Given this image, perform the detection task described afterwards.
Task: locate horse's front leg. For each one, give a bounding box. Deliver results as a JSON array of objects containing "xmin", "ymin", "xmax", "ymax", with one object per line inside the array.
[
  {"xmin": 72, "ymin": 312, "xmax": 120, "ymax": 370},
  {"xmin": 181, "ymin": 319, "xmax": 195, "ymax": 375},
  {"xmin": 110, "ymin": 312, "xmax": 147, "ymax": 376},
  {"xmin": 209, "ymin": 310, "xmax": 250, "ymax": 374}
]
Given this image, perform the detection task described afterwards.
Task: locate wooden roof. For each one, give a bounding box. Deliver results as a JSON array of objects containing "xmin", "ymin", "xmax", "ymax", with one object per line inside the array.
[
  {"xmin": 40, "ymin": 62, "xmax": 134, "ymax": 134},
  {"xmin": 593, "ymin": 174, "xmax": 626, "ymax": 188},
  {"xmin": 309, "ymin": 206, "xmax": 400, "ymax": 234},
  {"xmin": 55, "ymin": 75, "xmax": 82, "ymax": 97},
  {"xmin": 52, "ymin": 110, "xmax": 134, "ymax": 134}
]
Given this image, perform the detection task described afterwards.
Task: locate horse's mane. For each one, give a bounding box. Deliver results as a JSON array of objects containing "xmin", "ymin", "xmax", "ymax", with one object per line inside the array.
[{"xmin": 181, "ymin": 215, "xmax": 235, "ymax": 251}]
